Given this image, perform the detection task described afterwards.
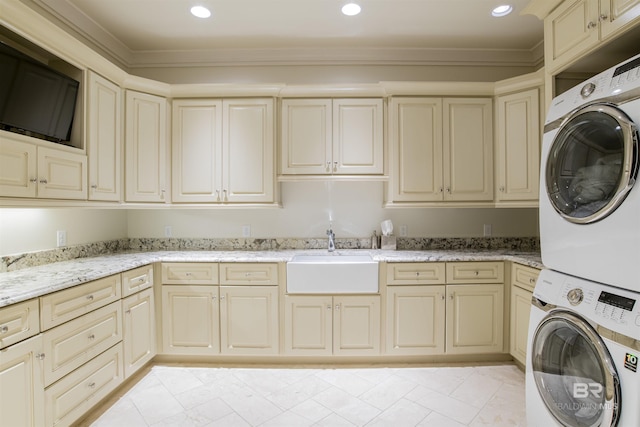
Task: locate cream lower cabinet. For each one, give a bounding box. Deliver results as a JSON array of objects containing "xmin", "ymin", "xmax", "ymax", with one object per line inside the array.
[
  {"xmin": 284, "ymin": 295, "xmax": 381, "ymax": 356},
  {"xmin": 387, "ymin": 97, "xmax": 493, "ymax": 204},
  {"xmin": 122, "ymin": 287, "xmax": 155, "ymax": 377},
  {"xmin": 386, "ymin": 286, "xmax": 446, "ymax": 355},
  {"xmin": 0, "ymin": 334, "xmax": 45, "ymax": 427},
  {"xmin": 161, "ymin": 285, "xmax": 220, "ymax": 355},
  {"xmin": 219, "ymin": 286, "xmax": 279, "ymax": 354},
  {"xmin": 384, "ymin": 261, "xmax": 505, "ymax": 355},
  {"xmin": 510, "ymin": 263, "xmax": 539, "ymax": 366}
]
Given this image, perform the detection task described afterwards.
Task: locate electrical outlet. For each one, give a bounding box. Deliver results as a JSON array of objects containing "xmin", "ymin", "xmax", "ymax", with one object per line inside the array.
[
  {"xmin": 483, "ymin": 224, "xmax": 492, "ymax": 237},
  {"xmin": 164, "ymin": 226, "xmax": 172, "ymax": 237},
  {"xmin": 56, "ymin": 230, "xmax": 67, "ymax": 247},
  {"xmin": 242, "ymin": 225, "xmax": 251, "ymax": 237},
  {"xmin": 399, "ymin": 225, "xmax": 408, "ymax": 237}
]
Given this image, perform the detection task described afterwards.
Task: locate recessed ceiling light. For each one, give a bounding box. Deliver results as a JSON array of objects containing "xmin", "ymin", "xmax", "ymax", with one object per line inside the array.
[
  {"xmin": 191, "ymin": 5, "xmax": 211, "ymax": 18},
  {"xmin": 342, "ymin": 3, "xmax": 362, "ymax": 16},
  {"xmin": 491, "ymin": 5, "xmax": 513, "ymax": 17}
]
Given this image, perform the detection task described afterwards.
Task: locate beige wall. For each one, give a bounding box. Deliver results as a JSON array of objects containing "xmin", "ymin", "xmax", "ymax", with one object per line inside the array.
[
  {"xmin": 0, "ymin": 181, "xmax": 538, "ymax": 256},
  {"xmin": 0, "ymin": 208, "xmax": 128, "ymax": 256},
  {"xmin": 128, "ymin": 182, "xmax": 538, "ymax": 239}
]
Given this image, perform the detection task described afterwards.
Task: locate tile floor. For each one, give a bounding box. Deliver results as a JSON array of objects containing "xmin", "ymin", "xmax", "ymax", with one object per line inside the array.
[{"xmin": 84, "ymin": 363, "xmax": 526, "ymax": 427}]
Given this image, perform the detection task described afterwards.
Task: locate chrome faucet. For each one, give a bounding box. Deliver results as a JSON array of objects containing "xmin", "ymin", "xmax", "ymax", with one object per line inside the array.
[{"xmin": 327, "ymin": 228, "xmax": 336, "ymax": 252}]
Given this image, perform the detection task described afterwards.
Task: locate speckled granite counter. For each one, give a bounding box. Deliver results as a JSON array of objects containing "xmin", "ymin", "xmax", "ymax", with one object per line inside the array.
[{"xmin": 0, "ymin": 249, "xmax": 543, "ymax": 308}]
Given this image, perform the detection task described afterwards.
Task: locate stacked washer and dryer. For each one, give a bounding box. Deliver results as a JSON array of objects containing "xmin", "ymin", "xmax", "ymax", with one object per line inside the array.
[{"xmin": 527, "ymin": 53, "xmax": 640, "ymax": 427}]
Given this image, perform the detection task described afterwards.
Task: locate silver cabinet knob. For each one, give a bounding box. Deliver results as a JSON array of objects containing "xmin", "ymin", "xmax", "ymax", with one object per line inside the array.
[{"xmin": 0, "ymin": 325, "xmax": 8, "ymax": 334}]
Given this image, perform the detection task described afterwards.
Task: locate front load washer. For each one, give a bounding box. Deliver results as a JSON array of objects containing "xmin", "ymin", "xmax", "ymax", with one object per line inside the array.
[
  {"xmin": 540, "ymin": 53, "xmax": 640, "ymax": 291},
  {"xmin": 526, "ymin": 269, "xmax": 640, "ymax": 427}
]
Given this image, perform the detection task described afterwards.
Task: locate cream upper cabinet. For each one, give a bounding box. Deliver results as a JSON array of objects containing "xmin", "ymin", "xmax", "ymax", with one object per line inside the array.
[
  {"xmin": 87, "ymin": 71, "xmax": 121, "ymax": 202},
  {"xmin": 283, "ymin": 295, "xmax": 380, "ymax": 356},
  {"xmin": 172, "ymin": 98, "xmax": 275, "ymax": 204},
  {"xmin": 495, "ymin": 88, "xmax": 541, "ymax": 204},
  {"xmin": 280, "ymin": 98, "xmax": 384, "ymax": 176},
  {"xmin": 0, "ymin": 334, "xmax": 45, "ymax": 427},
  {"xmin": 544, "ymin": 0, "xmax": 640, "ymax": 73},
  {"xmin": 387, "ymin": 97, "xmax": 493, "ymax": 204},
  {"xmin": 0, "ymin": 133, "xmax": 87, "ymax": 200},
  {"xmin": 125, "ymin": 90, "xmax": 168, "ymax": 203}
]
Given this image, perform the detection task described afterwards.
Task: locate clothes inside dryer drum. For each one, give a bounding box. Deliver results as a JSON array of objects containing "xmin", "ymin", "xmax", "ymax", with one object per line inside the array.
[
  {"xmin": 532, "ymin": 314, "xmax": 620, "ymax": 427},
  {"xmin": 545, "ymin": 103, "xmax": 639, "ymax": 224}
]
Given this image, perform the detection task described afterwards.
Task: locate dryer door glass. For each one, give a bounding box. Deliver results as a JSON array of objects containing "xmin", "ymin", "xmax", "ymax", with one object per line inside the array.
[
  {"xmin": 531, "ymin": 311, "xmax": 620, "ymax": 427},
  {"xmin": 546, "ymin": 103, "xmax": 638, "ymax": 224}
]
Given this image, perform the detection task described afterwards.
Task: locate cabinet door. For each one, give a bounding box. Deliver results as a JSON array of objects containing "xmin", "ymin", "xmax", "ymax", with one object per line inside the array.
[
  {"xmin": 0, "ymin": 135, "xmax": 37, "ymax": 198},
  {"xmin": 388, "ymin": 97, "xmax": 443, "ymax": 202},
  {"xmin": 283, "ymin": 295, "xmax": 333, "ymax": 356},
  {"xmin": 544, "ymin": 0, "xmax": 599, "ymax": 73},
  {"xmin": 222, "ymin": 99, "xmax": 275, "ymax": 203},
  {"xmin": 125, "ymin": 90, "xmax": 167, "ymax": 202},
  {"xmin": 219, "ymin": 286, "xmax": 279, "ymax": 354},
  {"xmin": 281, "ymin": 99, "xmax": 332, "ymax": 175},
  {"xmin": 510, "ymin": 285, "xmax": 533, "ymax": 366},
  {"xmin": 37, "ymin": 146, "xmax": 87, "ymax": 200},
  {"xmin": 496, "ymin": 89, "xmax": 540, "ymax": 202},
  {"xmin": 446, "ymin": 284, "xmax": 504, "ymax": 354},
  {"xmin": 332, "ymin": 99, "xmax": 383, "ymax": 174},
  {"xmin": 171, "ymin": 99, "xmax": 223, "ymax": 203},
  {"xmin": 87, "ymin": 71, "xmax": 121, "ymax": 201},
  {"xmin": 443, "ymin": 98, "xmax": 493, "ymax": 201},
  {"xmin": 0, "ymin": 335, "xmax": 45, "ymax": 427},
  {"xmin": 123, "ymin": 288, "xmax": 155, "ymax": 378},
  {"xmin": 333, "ymin": 295, "xmax": 380, "ymax": 356},
  {"xmin": 386, "ymin": 286, "xmax": 445, "ymax": 355},
  {"xmin": 600, "ymin": 0, "xmax": 640, "ymax": 39},
  {"xmin": 161, "ymin": 285, "xmax": 219, "ymax": 355}
]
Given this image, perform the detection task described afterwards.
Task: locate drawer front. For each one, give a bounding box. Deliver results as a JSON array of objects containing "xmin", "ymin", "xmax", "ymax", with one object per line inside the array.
[
  {"xmin": 43, "ymin": 301, "xmax": 122, "ymax": 386},
  {"xmin": 386, "ymin": 263, "xmax": 446, "ymax": 285},
  {"xmin": 162, "ymin": 263, "xmax": 219, "ymax": 285},
  {"xmin": 0, "ymin": 299, "xmax": 40, "ymax": 349},
  {"xmin": 122, "ymin": 264, "xmax": 154, "ymax": 297},
  {"xmin": 446, "ymin": 262, "xmax": 504, "ymax": 284},
  {"xmin": 512, "ymin": 263, "xmax": 540, "ymax": 292},
  {"xmin": 40, "ymin": 274, "xmax": 121, "ymax": 330},
  {"xmin": 45, "ymin": 342, "xmax": 124, "ymax": 427},
  {"xmin": 219, "ymin": 263, "xmax": 279, "ymax": 285}
]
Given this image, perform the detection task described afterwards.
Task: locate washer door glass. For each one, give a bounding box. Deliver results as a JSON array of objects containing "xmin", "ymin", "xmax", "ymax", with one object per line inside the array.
[
  {"xmin": 546, "ymin": 103, "xmax": 638, "ymax": 224},
  {"xmin": 531, "ymin": 311, "xmax": 620, "ymax": 427}
]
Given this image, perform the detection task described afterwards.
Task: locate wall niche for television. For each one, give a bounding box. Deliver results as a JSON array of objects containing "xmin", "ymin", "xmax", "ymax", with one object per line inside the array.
[{"xmin": 0, "ymin": 25, "xmax": 84, "ymax": 150}]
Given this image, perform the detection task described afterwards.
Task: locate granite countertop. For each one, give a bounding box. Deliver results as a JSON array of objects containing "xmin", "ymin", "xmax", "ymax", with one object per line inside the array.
[{"xmin": 0, "ymin": 249, "xmax": 543, "ymax": 308}]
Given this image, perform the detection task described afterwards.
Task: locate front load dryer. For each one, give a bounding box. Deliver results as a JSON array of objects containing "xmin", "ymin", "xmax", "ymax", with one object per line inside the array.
[
  {"xmin": 540, "ymin": 53, "xmax": 640, "ymax": 291},
  {"xmin": 526, "ymin": 269, "xmax": 640, "ymax": 427}
]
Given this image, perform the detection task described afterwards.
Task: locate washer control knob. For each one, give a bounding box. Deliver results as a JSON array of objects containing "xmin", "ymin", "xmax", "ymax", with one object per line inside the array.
[
  {"xmin": 581, "ymin": 82, "xmax": 596, "ymax": 98},
  {"xmin": 567, "ymin": 288, "xmax": 584, "ymax": 306}
]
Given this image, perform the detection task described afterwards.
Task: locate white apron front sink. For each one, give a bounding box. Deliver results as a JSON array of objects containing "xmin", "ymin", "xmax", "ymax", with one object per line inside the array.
[{"xmin": 286, "ymin": 254, "xmax": 379, "ymax": 294}]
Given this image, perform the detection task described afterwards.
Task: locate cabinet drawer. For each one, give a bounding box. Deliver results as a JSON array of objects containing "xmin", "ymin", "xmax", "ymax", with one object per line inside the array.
[
  {"xmin": 162, "ymin": 263, "xmax": 219, "ymax": 285},
  {"xmin": 43, "ymin": 301, "xmax": 122, "ymax": 386},
  {"xmin": 40, "ymin": 274, "xmax": 121, "ymax": 330},
  {"xmin": 219, "ymin": 263, "xmax": 279, "ymax": 285},
  {"xmin": 386, "ymin": 263, "xmax": 445, "ymax": 285},
  {"xmin": 512, "ymin": 263, "xmax": 540, "ymax": 292},
  {"xmin": 0, "ymin": 299, "xmax": 40, "ymax": 350},
  {"xmin": 45, "ymin": 342, "xmax": 124, "ymax": 427},
  {"xmin": 122, "ymin": 264, "xmax": 154, "ymax": 297},
  {"xmin": 446, "ymin": 262, "xmax": 504, "ymax": 284}
]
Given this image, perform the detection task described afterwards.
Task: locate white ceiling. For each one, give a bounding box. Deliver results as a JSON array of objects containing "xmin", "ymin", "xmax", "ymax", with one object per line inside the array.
[{"xmin": 21, "ymin": 0, "xmax": 544, "ymax": 69}]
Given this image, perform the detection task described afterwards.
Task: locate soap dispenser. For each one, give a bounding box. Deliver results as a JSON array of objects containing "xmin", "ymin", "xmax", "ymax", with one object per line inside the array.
[{"xmin": 371, "ymin": 231, "xmax": 378, "ymax": 249}]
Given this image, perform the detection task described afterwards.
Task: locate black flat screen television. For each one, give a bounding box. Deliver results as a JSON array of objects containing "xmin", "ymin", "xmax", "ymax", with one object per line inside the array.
[{"xmin": 0, "ymin": 41, "xmax": 79, "ymax": 143}]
